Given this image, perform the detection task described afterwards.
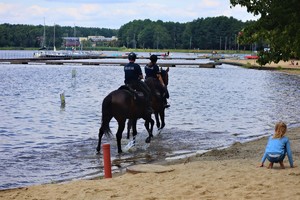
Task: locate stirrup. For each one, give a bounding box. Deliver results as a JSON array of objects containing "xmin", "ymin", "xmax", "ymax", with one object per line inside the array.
[{"xmin": 164, "ymin": 103, "xmax": 170, "ymax": 108}]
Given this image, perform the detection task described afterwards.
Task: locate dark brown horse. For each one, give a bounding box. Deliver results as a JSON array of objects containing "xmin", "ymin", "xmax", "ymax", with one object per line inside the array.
[
  {"xmin": 127, "ymin": 67, "xmax": 169, "ymax": 138},
  {"xmin": 96, "ymin": 87, "xmax": 154, "ymax": 154},
  {"xmin": 145, "ymin": 67, "xmax": 169, "ymax": 129}
]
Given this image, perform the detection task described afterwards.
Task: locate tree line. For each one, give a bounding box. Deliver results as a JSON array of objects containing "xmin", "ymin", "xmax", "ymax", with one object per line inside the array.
[
  {"xmin": 118, "ymin": 16, "xmax": 253, "ymax": 51},
  {"xmin": 0, "ymin": 23, "xmax": 118, "ymax": 49},
  {"xmin": 0, "ymin": 16, "xmax": 254, "ymax": 50}
]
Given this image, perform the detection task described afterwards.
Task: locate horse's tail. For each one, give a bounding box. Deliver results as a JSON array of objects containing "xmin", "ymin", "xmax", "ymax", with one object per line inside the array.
[{"xmin": 100, "ymin": 94, "xmax": 113, "ymax": 137}]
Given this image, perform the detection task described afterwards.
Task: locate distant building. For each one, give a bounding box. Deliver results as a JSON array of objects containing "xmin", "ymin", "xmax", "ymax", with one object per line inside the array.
[
  {"xmin": 88, "ymin": 36, "xmax": 118, "ymax": 42},
  {"xmin": 62, "ymin": 36, "xmax": 118, "ymax": 49},
  {"xmin": 79, "ymin": 37, "xmax": 88, "ymax": 43},
  {"xmin": 62, "ymin": 37, "xmax": 80, "ymax": 47}
]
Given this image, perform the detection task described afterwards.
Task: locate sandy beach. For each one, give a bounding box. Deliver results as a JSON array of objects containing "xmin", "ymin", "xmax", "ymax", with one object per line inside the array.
[
  {"xmin": 1, "ymin": 59, "xmax": 300, "ymax": 200},
  {"xmin": 222, "ymin": 59, "xmax": 300, "ymax": 75},
  {"xmin": 1, "ymin": 124, "xmax": 299, "ymax": 200}
]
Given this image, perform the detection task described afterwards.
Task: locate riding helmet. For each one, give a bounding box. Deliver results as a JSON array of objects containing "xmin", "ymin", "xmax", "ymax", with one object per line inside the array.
[
  {"xmin": 128, "ymin": 52, "xmax": 137, "ymax": 61},
  {"xmin": 150, "ymin": 54, "xmax": 158, "ymax": 63}
]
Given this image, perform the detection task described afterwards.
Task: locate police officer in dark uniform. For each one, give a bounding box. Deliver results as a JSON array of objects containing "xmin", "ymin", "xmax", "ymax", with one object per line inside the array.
[
  {"xmin": 145, "ymin": 55, "xmax": 160, "ymax": 79},
  {"xmin": 124, "ymin": 52, "xmax": 153, "ymax": 115},
  {"xmin": 145, "ymin": 54, "xmax": 170, "ymax": 108}
]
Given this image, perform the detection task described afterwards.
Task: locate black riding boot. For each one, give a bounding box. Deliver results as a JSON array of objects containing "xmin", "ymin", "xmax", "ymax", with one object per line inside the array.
[
  {"xmin": 162, "ymin": 87, "xmax": 170, "ymax": 108},
  {"xmin": 163, "ymin": 97, "xmax": 170, "ymax": 108},
  {"xmin": 162, "ymin": 92, "xmax": 170, "ymax": 108}
]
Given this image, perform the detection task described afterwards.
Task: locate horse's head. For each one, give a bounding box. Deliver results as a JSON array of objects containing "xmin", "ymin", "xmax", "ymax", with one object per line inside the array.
[{"xmin": 160, "ymin": 67, "xmax": 169, "ymax": 86}]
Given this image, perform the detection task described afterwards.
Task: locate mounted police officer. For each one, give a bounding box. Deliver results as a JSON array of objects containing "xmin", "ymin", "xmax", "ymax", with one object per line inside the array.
[
  {"xmin": 145, "ymin": 54, "xmax": 170, "ymax": 108},
  {"xmin": 124, "ymin": 52, "xmax": 153, "ymax": 115}
]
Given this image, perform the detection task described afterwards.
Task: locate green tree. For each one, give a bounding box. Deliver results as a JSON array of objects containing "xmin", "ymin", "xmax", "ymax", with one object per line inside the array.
[
  {"xmin": 0, "ymin": 23, "xmax": 117, "ymax": 49},
  {"xmin": 182, "ymin": 22, "xmax": 193, "ymax": 49},
  {"xmin": 138, "ymin": 24, "xmax": 155, "ymax": 48},
  {"xmin": 230, "ymin": 0, "xmax": 300, "ymax": 64},
  {"xmin": 152, "ymin": 23, "xmax": 172, "ymax": 49}
]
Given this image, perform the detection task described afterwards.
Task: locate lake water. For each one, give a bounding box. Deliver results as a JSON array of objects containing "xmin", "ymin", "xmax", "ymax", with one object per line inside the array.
[{"xmin": 1, "ymin": 51, "xmax": 300, "ymax": 189}]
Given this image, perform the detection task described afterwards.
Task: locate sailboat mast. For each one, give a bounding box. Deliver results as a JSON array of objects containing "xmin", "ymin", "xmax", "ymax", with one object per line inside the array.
[
  {"xmin": 53, "ymin": 23, "xmax": 56, "ymax": 51},
  {"xmin": 42, "ymin": 17, "xmax": 46, "ymax": 48},
  {"xmin": 74, "ymin": 24, "xmax": 76, "ymax": 50}
]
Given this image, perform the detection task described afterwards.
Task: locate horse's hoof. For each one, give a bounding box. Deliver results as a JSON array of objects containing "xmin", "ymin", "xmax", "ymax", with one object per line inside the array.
[
  {"xmin": 145, "ymin": 137, "xmax": 151, "ymax": 143},
  {"xmin": 158, "ymin": 126, "xmax": 164, "ymax": 131}
]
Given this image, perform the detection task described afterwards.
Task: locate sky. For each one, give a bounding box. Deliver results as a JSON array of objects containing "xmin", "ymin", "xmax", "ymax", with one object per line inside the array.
[{"xmin": 0, "ymin": 0, "xmax": 259, "ymax": 29}]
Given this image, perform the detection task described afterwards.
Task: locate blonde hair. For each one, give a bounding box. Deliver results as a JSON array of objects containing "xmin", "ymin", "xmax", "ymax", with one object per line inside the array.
[{"xmin": 273, "ymin": 122, "xmax": 287, "ymax": 138}]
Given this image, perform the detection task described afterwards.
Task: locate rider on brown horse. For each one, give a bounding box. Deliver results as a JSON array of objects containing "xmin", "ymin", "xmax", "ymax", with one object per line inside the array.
[
  {"xmin": 144, "ymin": 54, "xmax": 170, "ymax": 108},
  {"xmin": 124, "ymin": 52, "xmax": 153, "ymax": 115}
]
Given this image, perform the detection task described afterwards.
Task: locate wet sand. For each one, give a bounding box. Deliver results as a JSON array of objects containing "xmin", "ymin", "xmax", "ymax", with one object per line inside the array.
[{"xmin": 1, "ymin": 125, "xmax": 299, "ymax": 200}]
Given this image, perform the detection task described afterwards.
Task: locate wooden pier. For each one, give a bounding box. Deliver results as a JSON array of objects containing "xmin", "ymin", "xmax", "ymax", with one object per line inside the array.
[{"xmin": 0, "ymin": 56, "xmax": 222, "ymax": 68}]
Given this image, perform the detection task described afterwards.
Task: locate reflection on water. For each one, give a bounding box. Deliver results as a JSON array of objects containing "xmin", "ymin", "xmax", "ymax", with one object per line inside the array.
[{"xmin": 1, "ymin": 62, "xmax": 300, "ymax": 189}]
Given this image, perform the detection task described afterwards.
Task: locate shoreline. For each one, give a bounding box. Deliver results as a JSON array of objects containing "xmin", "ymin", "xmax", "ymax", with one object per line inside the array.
[
  {"xmin": 222, "ymin": 59, "xmax": 300, "ymax": 75},
  {"xmin": 1, "ymin": 126, "xmax": 299, "ymax": 199}
]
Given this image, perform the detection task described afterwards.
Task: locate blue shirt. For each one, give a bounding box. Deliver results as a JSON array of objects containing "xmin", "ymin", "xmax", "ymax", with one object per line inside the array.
[
  {"xmin": 261, "ymin": 136, "xmax": 293, "ymax": 167},
  {"xmin": 145, "ymin": 63, "xmax": 160, "ymax": 79},
  {"xmin": 124, "ymin": 62, "xmax": 142, "ymax": 84}
]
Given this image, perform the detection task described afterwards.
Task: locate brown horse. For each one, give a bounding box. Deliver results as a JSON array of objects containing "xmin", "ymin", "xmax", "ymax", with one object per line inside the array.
[
  {"xmin": 145, "ymin": 67, "xmax": 169, "ymax": 129},
  {"xmin": 96, "ymin": 87, "xmax": 154, "ymax": 154}
]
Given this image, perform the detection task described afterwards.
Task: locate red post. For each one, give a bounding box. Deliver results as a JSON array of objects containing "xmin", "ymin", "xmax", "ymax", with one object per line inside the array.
[{"xmin": 102, "ymin": 143, "xmax": 112, "ymax": 178}]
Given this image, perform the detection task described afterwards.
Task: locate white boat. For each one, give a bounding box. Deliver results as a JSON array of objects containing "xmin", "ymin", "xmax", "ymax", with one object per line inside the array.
[{"xmin": 33, "ymin": 50, "xmax": 104, "ymax": 58}]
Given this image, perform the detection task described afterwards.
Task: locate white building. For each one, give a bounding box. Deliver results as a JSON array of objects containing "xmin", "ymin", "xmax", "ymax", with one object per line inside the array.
[{"xmin": 88, "ymin": 36, "xmax": 118, "ymax": 42}]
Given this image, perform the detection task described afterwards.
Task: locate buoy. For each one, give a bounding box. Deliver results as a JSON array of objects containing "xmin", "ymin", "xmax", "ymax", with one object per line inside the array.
[
  {"xmin": 60, "ymin": 92, "xmax": 65, "ymax": 107},
  {"xmin": 72, "ymin": 69, "xmax": 76, "ymax": 78},
  {"xmin": 102, "ymin": 143, "xmax": 112, "ymax": 178}
]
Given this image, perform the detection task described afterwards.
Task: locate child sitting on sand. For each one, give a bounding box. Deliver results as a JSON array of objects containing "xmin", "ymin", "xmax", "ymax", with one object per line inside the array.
[{"xmin": 259, "ymin": 121, "xmax": 294, "ymax": 169}]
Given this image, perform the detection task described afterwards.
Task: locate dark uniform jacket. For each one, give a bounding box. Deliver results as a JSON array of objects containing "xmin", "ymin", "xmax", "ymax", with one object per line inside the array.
[
  {"xmin": 124, "ymin": 62, "xmax": 142, "ymax": 84},
  {"xmin": 145, "ymin": 63, "xmax": 160, "ymax": 79}
]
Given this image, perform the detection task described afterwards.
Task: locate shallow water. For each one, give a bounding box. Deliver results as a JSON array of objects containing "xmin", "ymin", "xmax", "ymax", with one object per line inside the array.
[{"xmin": 1, "ymin": 55, "xmax": 300, "ymax": 189}]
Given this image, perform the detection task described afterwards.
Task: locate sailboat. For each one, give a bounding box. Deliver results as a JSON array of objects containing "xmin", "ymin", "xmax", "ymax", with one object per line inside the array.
[{"xmin": 33, "ymin": 21, "xmax": 101, "ymax": 58}]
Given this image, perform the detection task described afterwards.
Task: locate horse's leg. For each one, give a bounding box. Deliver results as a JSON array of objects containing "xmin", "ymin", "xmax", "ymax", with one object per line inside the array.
[
  {"xmin": 144, "ymin": 118, "xmax": 149, "ymax": 131},
  {"xmin": 145, "ymin": 116, "xmax": 154, "ymax": 143},
  {"xmin": 116, "ymin": 119, "xmax": 126, "ymax": 154},
  {"xmin": 126, "ymin": 119, "xmax": 132, "ymax": 139},
  {"xmin": 154, "ymin": 112, "xmax": 160, "ymax": 129},
  {"xmin": 159, "ymin": 109, "xmax": 165, "ymax": 130},
  {"xmin": 131, "ymin": 119, "xmax": 137, "ymax": 144},
  {"xmin": 149, "ymin": 117, "xmax": 154, "ymax": 136},
  {"xmin": 97, "ymin": 114, "xmax": 112, "ymax": 153},
  {"xmin": 96, "ymin": 127, "xmax": 104, "ymax": 153}
]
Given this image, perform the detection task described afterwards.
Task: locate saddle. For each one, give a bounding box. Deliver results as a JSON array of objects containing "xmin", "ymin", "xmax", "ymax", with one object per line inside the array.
[{"xmin": 118, "ymin": 85, "xmax": 144, "ymax": 102}]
